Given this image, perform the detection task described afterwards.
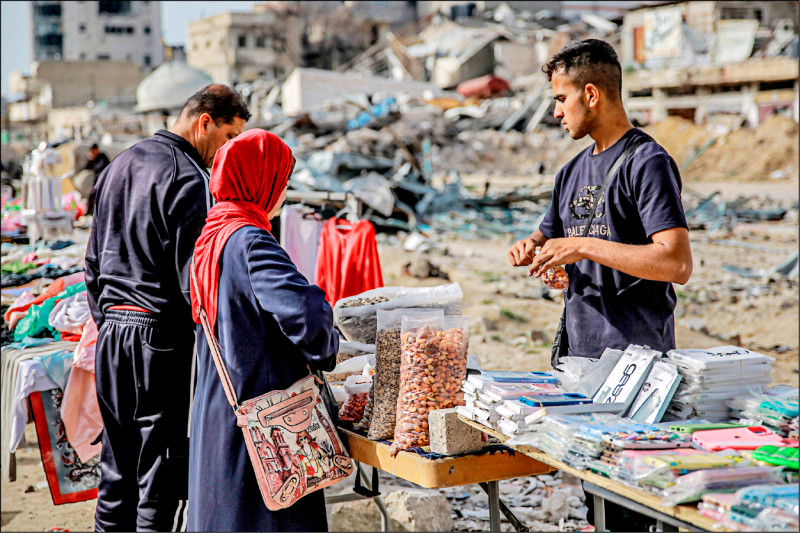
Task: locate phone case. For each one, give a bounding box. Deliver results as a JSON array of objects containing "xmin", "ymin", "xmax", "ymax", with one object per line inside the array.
[
  {"xmin": 751, "ymin": 445, "xmax": 799, "ymax": 468},
  {"xmin": 484, "ymin": 382, "xmax": 559, "ymax": 401},
  {"xmin": 640, "ymin": 451, "xmax": 747, "ymax": 473},
  {"xmin": 481, "ymin": 371, "xmax": 557, "ymax": 384},
  {"xmin": 605, "ymin": 437, "xmax": 693, "ymax": 450},
  {"xmin": 670, "ymin": 423, "xmax": 749, "ymax": 434},
  {"xmin": 519, "ymin": 392, "xmax": 592, "ymax": 407},
  {"xmin": 692, "ymin": 426, "xmax": 799, "ymax": 451}
]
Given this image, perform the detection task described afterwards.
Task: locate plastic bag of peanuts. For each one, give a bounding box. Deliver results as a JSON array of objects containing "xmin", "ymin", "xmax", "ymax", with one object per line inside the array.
[
  {"xmin": 369, "ymin": 308, "xmax": 444, "ymax": 441},
  {"xmin": 338, "ymin": 374, "xmax": 372, "ymax": 423},
  {"xmin": 389, "ymin": 315, "xmax": 469, "ymax": 457}
]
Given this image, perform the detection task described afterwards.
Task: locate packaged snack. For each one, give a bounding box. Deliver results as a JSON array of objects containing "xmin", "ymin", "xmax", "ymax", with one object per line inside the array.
[
  {"xmin": 338, "ymin": 375, "xmax": 372, "ymax": 422},
  {"xmin": 333, "ymin": 284, "xmax": 463, "ymax": 343},
  {"xmin": 390, "ymin": 315, "xmax": 468, "ymax": 456},
  {"xmin": 354, "ymin": 383, "xmax": 375, "ymax": 431},
  {"xmin": 542, "ymin": 265, "xmax": 569, "ymax": 290},
  {"xmin": 369, "ymin": 308, "xmax": 444, "ymax": 441}
]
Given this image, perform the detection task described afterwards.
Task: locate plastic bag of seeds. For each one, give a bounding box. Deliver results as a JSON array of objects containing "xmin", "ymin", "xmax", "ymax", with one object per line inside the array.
[
  {"xmin": 339, "ymin": 374, "xmax": 372, "ymax": 422},
  {"xmin": 354, "ymin": 383, "xmax": 375, "ymax": 432},
  {"xmin": 389, "ymin": 315, "xmax": 469, "ymax": 457},
  {"xmin": 368, "ymin": 308, "xmax": 445, "ymax": 441},
  {"xmin": 333, "ymin": 284, "xmax": 463, "ymax": 343}
]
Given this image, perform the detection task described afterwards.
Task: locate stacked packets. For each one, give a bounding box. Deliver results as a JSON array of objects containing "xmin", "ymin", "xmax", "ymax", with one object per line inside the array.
[
  {"xmin": 700, "ymin": 484, "xmax": 799, "ymax": 532},
  {"xmin": 456, "ymin": 371, "xmax": 560, "ymax": 432},
  {"xmin": 535, "ymin": 414, "xmax": 691, "ymax": 470},
  {"xmin": 728, "ymin": 385, "xmax": 799, "ymax": 437},
  {"xmin": 665, "ymin": 346, "xmax": 775, "ymax": 422}
]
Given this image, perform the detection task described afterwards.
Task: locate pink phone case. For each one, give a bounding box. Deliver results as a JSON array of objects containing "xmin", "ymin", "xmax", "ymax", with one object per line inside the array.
[{"xmin": 692, "ymin": 426, "xmax": 799, "ymax": 451}]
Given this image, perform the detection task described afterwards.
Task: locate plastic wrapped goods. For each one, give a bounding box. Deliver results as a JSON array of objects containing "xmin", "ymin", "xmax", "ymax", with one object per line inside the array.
[
  {"xmin": 368, "ymin": 308, "xmax": 444, "ymax": 441},
  {"xmin": 339, "ymin": 375, "xmax": 372, "ymax": 422},
  {"xmin": 389, "ymin": 315, "xmax": 468, "ymax": 456},
  {"xmin": 333, "ymin": 283, "xmax": 463, "ymax": 343},
  {"xmin": 354, "ymin": 383, "xmax": 374, "ymax": 431}
]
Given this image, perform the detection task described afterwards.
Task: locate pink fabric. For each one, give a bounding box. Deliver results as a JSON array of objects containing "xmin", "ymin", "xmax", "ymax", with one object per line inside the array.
[
  {"xmin": 73, "ymin": 316, "xmax": 98, "ymax": 373},
  {"xmin": 59, "ymin": 367, "xmax": 102, "ymax": 462}
]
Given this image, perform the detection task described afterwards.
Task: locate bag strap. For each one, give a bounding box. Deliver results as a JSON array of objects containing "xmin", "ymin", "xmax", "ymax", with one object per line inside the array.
[
  {"xmin": 190, "ymin": 259, "xmax": 241, "ymax": 412},
  {"xmin": 580, "ymin": 137, "xmax": 648, "ymax": 237}
]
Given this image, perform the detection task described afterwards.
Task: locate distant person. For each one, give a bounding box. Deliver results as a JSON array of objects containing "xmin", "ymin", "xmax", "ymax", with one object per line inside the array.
[
  {"xmin": 85, "ymin": 84, "xmax": 250, "ymax": 532},
  {"xmin": 84, "ymin": 144, "xmax": 110, "ymax": 215},
  {"xmin": 507, "ymin": 40, "xmax": 693, "ymax": 529}
]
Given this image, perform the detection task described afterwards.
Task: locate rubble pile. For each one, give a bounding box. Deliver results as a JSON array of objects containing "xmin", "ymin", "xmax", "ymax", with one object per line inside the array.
[{"xmin": 684, "ymin": 115, "xmax": 799, "ymax": 182}]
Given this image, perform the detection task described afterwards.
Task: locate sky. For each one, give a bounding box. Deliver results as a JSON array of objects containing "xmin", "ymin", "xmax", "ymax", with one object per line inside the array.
[{"xmin": 1, "ymin": 1, "xmax": 260, "ymax": 98}]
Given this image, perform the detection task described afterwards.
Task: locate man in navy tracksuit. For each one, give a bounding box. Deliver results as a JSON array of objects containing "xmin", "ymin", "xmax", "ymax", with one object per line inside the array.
[{"xmin": 85, "ymin": 85, "xmax": 250, "ymax": 531}]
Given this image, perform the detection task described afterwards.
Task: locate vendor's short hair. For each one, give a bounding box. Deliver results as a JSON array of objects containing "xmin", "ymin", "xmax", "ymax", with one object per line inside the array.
[
  {"xmin": 543, "ymin": 39, "xmax": 622, "ymax": 101},
  {"xmin": 179, "ymin": 84, "xmax": 251, "ymax": 125},
  {"xmin": 89, "ymin": 143, "xmax": 99, "ymax": 150}
]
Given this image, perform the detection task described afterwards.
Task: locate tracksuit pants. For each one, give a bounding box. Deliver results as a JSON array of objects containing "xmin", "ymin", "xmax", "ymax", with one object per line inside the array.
[{"xmin": 94, "ymin": 309, "xmax": 195, "ymax": 532}]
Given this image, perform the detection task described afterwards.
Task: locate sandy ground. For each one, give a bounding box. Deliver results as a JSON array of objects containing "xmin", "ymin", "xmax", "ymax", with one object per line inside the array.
[{"xmin": 2, "ymin": 178, "xmax": 797, "ymax": 532}]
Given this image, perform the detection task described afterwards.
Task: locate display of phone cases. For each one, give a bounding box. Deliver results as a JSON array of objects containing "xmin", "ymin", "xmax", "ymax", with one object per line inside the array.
[
  {"xmin": 481, "ymin": 371, "xmax": 557, "ymax": 384},
  {"xmin": 667, "ymin": 346, "xmax": 775, "ymax": 370},
  {"xmin": 593, "ymin": 345, "xmax": 658, "ymax": 413},
  {"xmin": 734, "ymin": 483, "xmax": 799, "ymax": 508},
  {"xmin": 519, "ymin": 392, "xmax": 592, "ymax": 407},
  {"xmin": 751, "ymin": 445, "xmax": 799, "ymax": 469},
  {"xmin": 628, "ymin": 361, "xmax": 682, "ymax": 424},
  {"xmin": 659, "ymin": 467, "xmax": 779, "ymax": 506},
  {"xmin": 693, "ymin": 426, "xmax": 799, "ymax": 451}
]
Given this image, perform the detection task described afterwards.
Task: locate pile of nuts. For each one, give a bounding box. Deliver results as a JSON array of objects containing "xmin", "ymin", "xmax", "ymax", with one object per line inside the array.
[
  {"xmin": 338, "ymin": 392, "xmax": 369, "ymax": 422},
  {"xmin": 543, "ymin": 266, "xmax": 569, "ymax": 290},
  {"xmin": 389, "ymin": 325, "xmax": 468, "ymax": 457}
]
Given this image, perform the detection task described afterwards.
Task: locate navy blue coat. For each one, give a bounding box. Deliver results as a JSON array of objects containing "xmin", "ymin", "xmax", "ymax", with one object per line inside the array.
[{"xmin": 188, "ymin": 226, "xmax": 338, "ymax": 532}]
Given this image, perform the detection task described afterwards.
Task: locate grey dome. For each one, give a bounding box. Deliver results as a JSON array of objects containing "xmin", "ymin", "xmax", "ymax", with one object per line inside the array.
[{"xmin": 136, "ymin": 61, "xmax": 213, "ymax": 113}]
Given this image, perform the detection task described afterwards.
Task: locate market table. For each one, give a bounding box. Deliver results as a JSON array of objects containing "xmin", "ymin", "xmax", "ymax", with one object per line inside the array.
[
  {"xmin": 458, "ymin": 416, "xmax": 728, "ymax": 532},
  {"xmin": 331, "ymin": 427, "xmax": 554, "ymax": 531}
]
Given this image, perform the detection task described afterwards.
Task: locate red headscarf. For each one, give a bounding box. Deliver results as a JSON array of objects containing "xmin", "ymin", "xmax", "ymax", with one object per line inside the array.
[{"xmin": 190, "ymin": 128, "xmax": 294, "ymax": 332}]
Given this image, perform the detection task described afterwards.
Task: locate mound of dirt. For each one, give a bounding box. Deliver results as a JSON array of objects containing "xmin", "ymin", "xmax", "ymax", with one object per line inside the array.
[
  {"xmin": 683, "ymin": 114, "xmax": 799, "ymax": 182},
  {"xmin": 644, "ymin": 116, "xmax": 715, "ymax": 166}
]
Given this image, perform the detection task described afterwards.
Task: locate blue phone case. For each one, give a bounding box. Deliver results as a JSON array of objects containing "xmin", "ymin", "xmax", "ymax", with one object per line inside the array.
[{"xmin": 519, "ymin": 392, "xmax": 592, "ymax": 407}]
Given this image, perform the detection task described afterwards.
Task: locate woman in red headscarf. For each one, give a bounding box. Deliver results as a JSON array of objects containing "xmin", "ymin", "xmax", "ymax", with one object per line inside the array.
[{"xmin": 187, "ymin": 129, "xmax": 337, "ymax": 532}]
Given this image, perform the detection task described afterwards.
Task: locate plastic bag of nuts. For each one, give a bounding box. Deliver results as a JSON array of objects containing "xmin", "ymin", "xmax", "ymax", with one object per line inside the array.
[
  {"xmin": 338, "ymin": 375, "xmax": 372, "ymax": 423},
  {"xmin": 389, "ymin": 315, "xmax": 469, "ymax": 457},
  {"xmin": 354, "ymin": 383, "xmax": 375, "ymax": 432},
  {"xmin": 542, "ymin": 265, "xmax": 569, "ymax": 290},
  {"xmin": 369, "ymin": 308, "xmax": 444, "ymax": 441}
]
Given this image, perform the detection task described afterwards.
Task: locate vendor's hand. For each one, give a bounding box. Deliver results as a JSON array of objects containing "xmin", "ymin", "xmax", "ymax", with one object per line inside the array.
[
  {"xmin": 528, "ymin": 238, "xmax": 583, "ymax": 277},
  {"xmin": 507, "ymin": 238, "xmax": 538, "ymax": 266}
]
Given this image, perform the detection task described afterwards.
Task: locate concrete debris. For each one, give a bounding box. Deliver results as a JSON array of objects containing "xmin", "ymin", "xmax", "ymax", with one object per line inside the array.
[
  {"xmin": 402, "ymin": 257, "xmax": 449, "ymax": 280},
  {"xmin": 327, "ymin": 489, "xmax": 453, "ymax": 532}
]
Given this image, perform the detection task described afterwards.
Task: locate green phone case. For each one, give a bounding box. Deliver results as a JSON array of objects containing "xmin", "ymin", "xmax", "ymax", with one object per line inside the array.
[
  {"xmin": 669, "ymin": 422, "xmax": 748, "ymax": 434},
  {"xmin": 752, "ymin": 445, "xmax": 799, "ymax": 469}
]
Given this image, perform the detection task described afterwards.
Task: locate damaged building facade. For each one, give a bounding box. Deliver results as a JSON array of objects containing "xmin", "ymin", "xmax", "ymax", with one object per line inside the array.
[{"xmin": 621, "ymin": 1, "xmax": 799, "ymax": 126}]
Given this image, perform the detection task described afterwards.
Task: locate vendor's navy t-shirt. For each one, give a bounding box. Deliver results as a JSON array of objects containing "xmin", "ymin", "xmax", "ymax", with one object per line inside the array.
[{"xmin": 539, "ymin": 128, "xmax": 688, "ymax": 358}]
